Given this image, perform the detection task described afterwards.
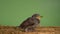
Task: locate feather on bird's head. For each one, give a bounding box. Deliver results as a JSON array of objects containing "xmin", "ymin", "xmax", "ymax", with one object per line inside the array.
[{"xmin": 32, "ymin": 14, "xmax": 43, "ymax": 20}]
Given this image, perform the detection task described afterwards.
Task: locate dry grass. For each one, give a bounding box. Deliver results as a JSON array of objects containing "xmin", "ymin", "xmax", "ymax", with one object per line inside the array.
[{"xmin": 0, "ymin": 26, "xmax": 60, "ymax": 34}]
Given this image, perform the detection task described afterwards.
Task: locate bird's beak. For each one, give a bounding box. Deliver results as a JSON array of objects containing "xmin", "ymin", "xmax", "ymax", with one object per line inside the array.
[
  {"xmin": 40, "ymin": 16, "xmax": 43, "ymax": 18},
  {"xmin": 36, "ymin": 16, "xmax": 43, "ymax": 20}
]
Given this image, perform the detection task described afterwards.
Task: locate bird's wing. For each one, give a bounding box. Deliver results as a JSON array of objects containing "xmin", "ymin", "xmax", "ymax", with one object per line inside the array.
[{"xmin": 20, "ymin": 17, "xmax": 34, "ymax": 28}]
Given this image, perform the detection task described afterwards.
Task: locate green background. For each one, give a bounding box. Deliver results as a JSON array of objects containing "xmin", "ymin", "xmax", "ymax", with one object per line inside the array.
[{"xmin": 0, "ymin": 0, "xmax": 60, "ymax": 26}]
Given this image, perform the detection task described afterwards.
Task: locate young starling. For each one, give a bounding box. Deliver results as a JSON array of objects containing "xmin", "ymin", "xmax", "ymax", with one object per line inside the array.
[{"xmin": 19, "ymin": 14, "xmax": 43, "ymax": 32}]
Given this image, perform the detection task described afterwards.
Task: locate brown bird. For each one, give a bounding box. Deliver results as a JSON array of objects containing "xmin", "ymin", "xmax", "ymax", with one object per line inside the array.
[{"xmin": 19, "ymin": 14, "xmax": 43, "ymax": 32}]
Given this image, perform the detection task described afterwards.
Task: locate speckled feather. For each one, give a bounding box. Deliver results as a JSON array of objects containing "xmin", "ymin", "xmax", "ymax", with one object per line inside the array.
[{"xmin": 19, "ymin": 17, "xmax": 40, "ymax": 31}]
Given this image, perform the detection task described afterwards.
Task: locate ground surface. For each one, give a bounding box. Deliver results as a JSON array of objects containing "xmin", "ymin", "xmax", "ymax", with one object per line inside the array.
[{"xmin": 0, "ymin": 26, "xmax": 60, "ymax": 34}]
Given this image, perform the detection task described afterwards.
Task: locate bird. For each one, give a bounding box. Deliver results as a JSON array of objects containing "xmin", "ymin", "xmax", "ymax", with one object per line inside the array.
[{"xmin": 19, "ymin": 14, "xmax": 43, "ymax": 32}]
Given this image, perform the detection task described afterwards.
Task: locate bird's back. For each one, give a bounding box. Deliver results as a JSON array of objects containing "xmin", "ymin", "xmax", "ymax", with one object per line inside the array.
[{"xmin": 19, "ymin": 17, "xmax": 32, "ymax": 29}]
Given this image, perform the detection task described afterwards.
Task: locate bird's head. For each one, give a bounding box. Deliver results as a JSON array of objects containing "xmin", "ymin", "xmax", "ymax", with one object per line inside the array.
[{"xmin": 32, "ymin": 14, "xmax": 43, "ymax": 20}]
